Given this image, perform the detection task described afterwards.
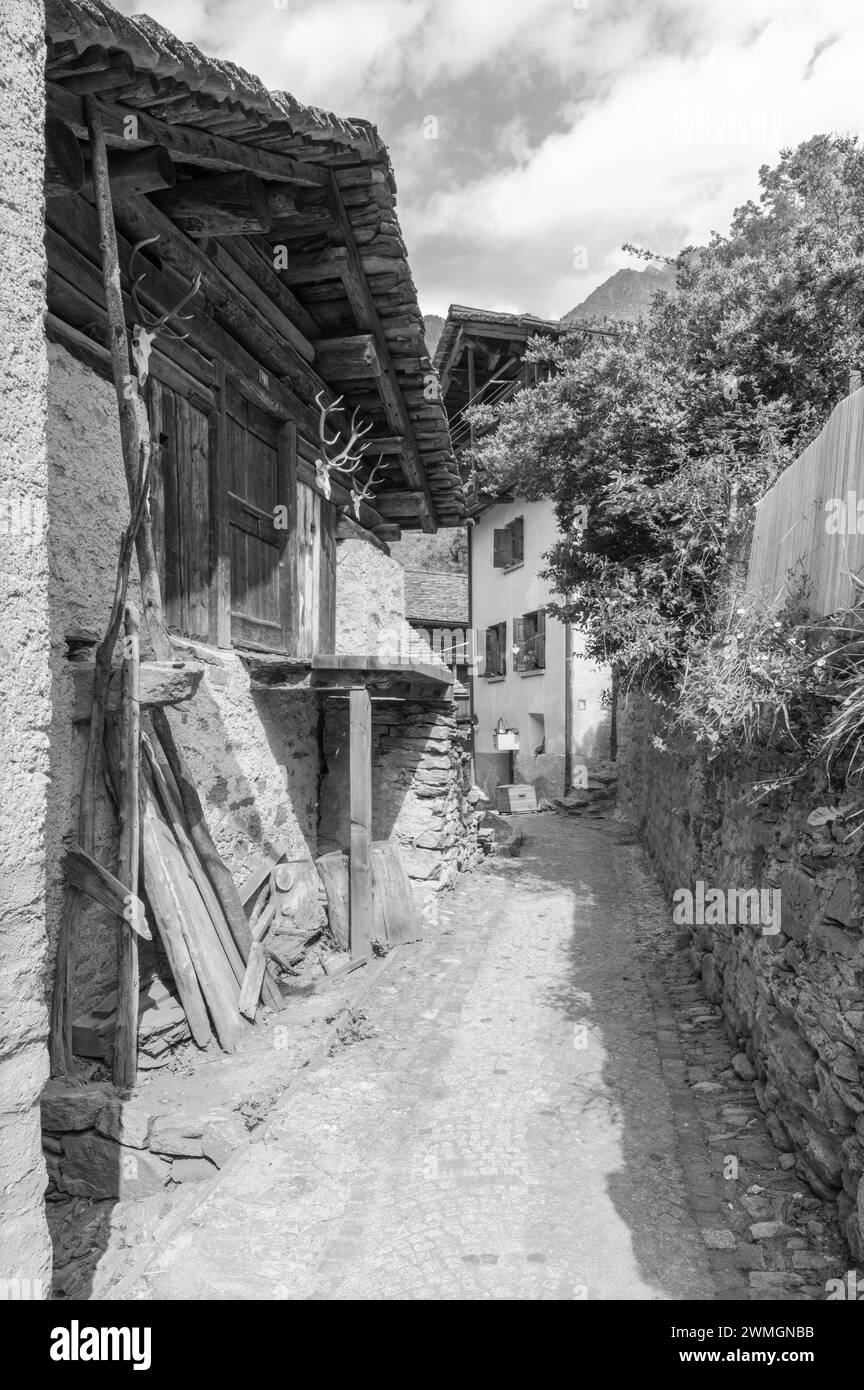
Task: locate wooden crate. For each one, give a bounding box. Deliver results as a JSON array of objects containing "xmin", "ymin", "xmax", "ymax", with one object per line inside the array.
[{"xmin": 495, "ymin": 783, "xmax": 537, "ymax": 815}]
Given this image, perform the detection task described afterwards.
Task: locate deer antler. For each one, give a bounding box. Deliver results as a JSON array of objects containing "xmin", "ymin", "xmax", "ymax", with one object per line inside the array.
[
  {"xmin": 350, "ymin": 455, "xmax": 386, "ymax": 519},
  {"xmin": 313, "ymin": 389, "xmax": 373, "ymax": 499},
  {"xmin": 128, "ymin": 237, "xmax": 202, "ymax": 386}
]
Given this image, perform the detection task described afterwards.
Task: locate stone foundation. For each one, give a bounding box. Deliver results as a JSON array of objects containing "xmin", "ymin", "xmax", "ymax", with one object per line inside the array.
[{"xmin": 618, "ymin": 691, "xmax": 864, "ymax": 1256}]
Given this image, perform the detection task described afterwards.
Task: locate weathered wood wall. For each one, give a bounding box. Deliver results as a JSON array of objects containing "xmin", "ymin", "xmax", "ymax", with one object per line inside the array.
[
  {"xmin": 146, "ymin": 377, "xmax": 337, "ymax": 655},
  {"xmin": 746, "ymin": 388, "xmax": 864, "ymax": 617}
]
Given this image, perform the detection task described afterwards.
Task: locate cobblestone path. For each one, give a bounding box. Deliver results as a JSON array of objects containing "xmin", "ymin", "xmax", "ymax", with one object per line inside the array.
[{"xmin": 118, "ymin": 814, "xmax": 730, "ymax": 1300}]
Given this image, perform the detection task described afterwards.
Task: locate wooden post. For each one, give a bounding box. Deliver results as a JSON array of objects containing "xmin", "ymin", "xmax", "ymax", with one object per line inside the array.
[
  {"xmin": 349, "ymin": 687, "xmax": 373, "ymax": 960},
  {"xmin": 85, "ymin": 98, "xmax": 172, "ymax": 662},
  {"xmin": 467, "ymin": 341, "xmax": 476, "ymax": 446},
  {"xmin": 277, "ymin": 421, "xmax": 297, "ymax": 655},
  {"xmin": 114, "ymin": 602, "xmax": 140, "ymax": 1089}
]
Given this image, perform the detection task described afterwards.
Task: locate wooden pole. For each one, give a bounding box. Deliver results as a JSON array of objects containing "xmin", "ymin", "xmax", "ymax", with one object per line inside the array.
[
  {"xmin": 114, "ymin": 601, "xmax": 141, "ymax": 1089},
  {"xmin": 84, "ymin": 96, "xmax": 172, "ymax": 664},
  {"xmin": 49, "ymin": 426, "xmax": 150, "ymax": 1074},
  {"xmin": 349, "ymin": 687, "xmax": 373, "ymax": 959},
  {"xmin": 49, "ymin": 98, "xmax": 171, "ymax": 1074}
]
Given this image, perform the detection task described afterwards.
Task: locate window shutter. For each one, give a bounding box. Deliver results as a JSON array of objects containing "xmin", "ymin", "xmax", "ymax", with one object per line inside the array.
[
  {"xmin": 493, "ymin": 528, "xmax": 511, "ymax": 568},
  {"xmin": 485, "ymin": 626, "xmax": 495, "ymax": 675},
  {"xmin": 536, "ymin": 609, "xmax": 546, "ymax": 668},
  {"xmin": 511, "ymin": 516, "xmax": 524, "ymax": 564},
  {"xmin": 513, "ymin": 615, "xmax": 524, "ymax": 669}
]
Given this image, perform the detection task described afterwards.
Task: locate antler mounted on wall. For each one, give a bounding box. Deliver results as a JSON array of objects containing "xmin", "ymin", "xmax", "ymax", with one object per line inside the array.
[
  {"xmin": 350, "ymin": 455, "xmax": 386, "ymax": 520},
  {"xmin": 129, "ymin": 236, "xmax": 202, "ymax": 386},
  {"xmin": 313, "ymin": 389, "xmax": 373, "ymax": 501}
]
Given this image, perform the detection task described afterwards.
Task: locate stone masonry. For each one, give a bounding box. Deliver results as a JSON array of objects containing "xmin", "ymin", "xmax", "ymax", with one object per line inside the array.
[
  {"xmin": 618, "ymin": 691, "xmax": 864, "ymax": 1258},
  {"xmin": 320, "ymin": 700, "xmax": 481, "ymax": 926}
]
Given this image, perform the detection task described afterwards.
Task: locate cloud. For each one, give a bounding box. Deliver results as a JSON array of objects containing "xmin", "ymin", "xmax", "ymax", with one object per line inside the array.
[
  {"xmin": 802, "ymin": 32, "xmax": 842, "ymax": 81},
  {"xmin": 116, "ymin": 0, "xmax": 864, "ymax": 317}
]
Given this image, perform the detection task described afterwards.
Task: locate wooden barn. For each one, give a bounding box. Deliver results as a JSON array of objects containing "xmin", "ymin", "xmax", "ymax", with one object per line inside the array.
[{"xmin": 23, "ymin": 0, "xmax": 476, "ymax": 1110}]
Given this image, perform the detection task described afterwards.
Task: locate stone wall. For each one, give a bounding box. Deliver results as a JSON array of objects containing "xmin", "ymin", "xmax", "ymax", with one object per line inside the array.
[
  {"xmin": 320, "ymin": 700, "xmax": 481, "ymax": 925},
  {"xmin": 618, "ymin": 692, "xmax": 864, "ymax": 1257},
  {"xmin": 335, "ymin": 535, "xmax": 404, "ymax": 658},
  {"xmin": 0, "ymin": 0, "xmax": 53, "ymax": 1294}
]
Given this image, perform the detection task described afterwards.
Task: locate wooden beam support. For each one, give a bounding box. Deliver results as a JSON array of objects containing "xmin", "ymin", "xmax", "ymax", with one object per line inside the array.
[
  {"xmin": 45, "ymin": 115, "xmax": 84, "ymax": 196},
  {"xmin": 83, "ymin": 145, "xmax": 175, "ymax": 200},
  {"xmin": 349, "ymin": 687, "xmax": 373, "ymax": 960},
  {"xmin": 274, "ymin": 245, "xmax": 349, "ymax": 285},
  {"xmin": 357, "ymin": 434, "xmax": 405, "ymax": 454},
  {"xmin": 59, "ymin": 50, "xmax": 135, "ymax": 95},
  {"xmin": 314, "ymin": 333, "xmax": 381, "ymax": 380},
  {"xmin": 47, "ymin": 82, "xmax": 330, "ymax": 188},
  {"xmin": 152, "ymin": 171, "xmax": 272, "ymax": 237},
  {"xmin": 374, "ymin": 489, "xmax": 426, "ymax": 518},
  {"xmin": 437, "ymin": 325, "xmax": 463, "ymax": 398}
]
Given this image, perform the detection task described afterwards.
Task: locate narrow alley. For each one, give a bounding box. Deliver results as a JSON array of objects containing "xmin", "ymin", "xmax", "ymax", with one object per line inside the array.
[{"xmin": 99, "ymin": 814, "xmax": 842, "ymax": 1302}]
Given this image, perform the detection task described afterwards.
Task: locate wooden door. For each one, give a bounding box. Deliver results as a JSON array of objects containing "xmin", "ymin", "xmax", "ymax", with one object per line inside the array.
[{"xmin": 225, "ymin": 390, "xmax": 294, "ymax": 651}]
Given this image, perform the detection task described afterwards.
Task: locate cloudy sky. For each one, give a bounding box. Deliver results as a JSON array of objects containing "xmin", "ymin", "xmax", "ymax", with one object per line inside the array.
[{"xmin": 116, "ymin": 0, "xmax": 864, "ymax": 318}]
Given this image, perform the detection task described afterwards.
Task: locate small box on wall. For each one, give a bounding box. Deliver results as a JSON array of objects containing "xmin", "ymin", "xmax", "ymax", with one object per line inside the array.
[{"xmin": 493, "ymin": 728, "xmax": 519, "ymax": 751}]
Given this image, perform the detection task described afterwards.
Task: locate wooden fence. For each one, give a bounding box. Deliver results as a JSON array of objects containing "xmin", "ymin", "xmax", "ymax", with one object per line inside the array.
[{"xmin": 746, "ymin": 387, "xmax": 864, "ymax": 617}]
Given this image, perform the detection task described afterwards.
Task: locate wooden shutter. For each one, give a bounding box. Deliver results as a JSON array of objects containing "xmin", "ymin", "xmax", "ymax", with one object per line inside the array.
[
  {"xmin": 513, "ymin": 615, "xmax": 525, "ymax": 670},
  {"xmin": 536, "ymin": 609, "xmax": 546, "ymax": 668},
  {"xmin": 226, "ymin": 391, "xmax": 294, "ymax": 652},
  {"xmin": 485, "ymin": 626, "xmax": 496, "ymax": 675},
  {"xmin": 148, "ymin": 379, "xmax": 211, "ymax": 642},
  {"xmin": 511, "ymin": 516, "xmax": 524, "ymax": 565},
  {"xmin": 493, "ymin": 527, "xmax": 512, "ymax": 568}
]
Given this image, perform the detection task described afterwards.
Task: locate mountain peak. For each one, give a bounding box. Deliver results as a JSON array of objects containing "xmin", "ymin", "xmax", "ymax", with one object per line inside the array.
[{"xmin": 563, "ymin": 265, "xmax": 675, "ymax": 324}]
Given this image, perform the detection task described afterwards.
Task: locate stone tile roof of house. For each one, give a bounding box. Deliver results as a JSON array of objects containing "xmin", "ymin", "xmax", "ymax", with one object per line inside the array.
[
  {"xmin": 45, "ymin": 0, "xmax": 465, "ymax": 528},
  {"xmin": 404, "ymin": 570, "xmax": 469, "ymax": 625}
]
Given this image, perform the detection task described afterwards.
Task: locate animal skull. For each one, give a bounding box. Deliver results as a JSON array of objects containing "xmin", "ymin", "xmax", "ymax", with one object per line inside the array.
[{"xmin": 131, "ymin": 324, "xmax": 156, "ymax": 387}]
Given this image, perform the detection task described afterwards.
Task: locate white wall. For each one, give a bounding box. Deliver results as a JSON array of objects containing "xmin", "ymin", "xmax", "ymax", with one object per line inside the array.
[{"xmin": 471, "ymin": 497, "xmax": 610, "ymax": 798}]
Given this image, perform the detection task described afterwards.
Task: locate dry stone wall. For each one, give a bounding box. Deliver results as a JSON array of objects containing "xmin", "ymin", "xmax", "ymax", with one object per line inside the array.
[
  {"xmin": 320, "ymin": 700, "xmax": 481, "ymax": 925},
  {"xmin": 618, "ymin": 692, "xmax": 864, "ymax": 1257}
]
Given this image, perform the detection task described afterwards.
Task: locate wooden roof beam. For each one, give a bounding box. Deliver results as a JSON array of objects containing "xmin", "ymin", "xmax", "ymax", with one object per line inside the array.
[
  {"xmin": 315, "ymin": 333, "xmax": 381, "ymax": 380},
  {"xmin": 437, "ymin": 325, "xmax": 463, "ymax": 397},
  {"xmin": 47, "ymin": 82, "xmax": 330, "ymax": 188},
  {"xmin": 324, "ymin": 176, "xmax": 437, "ymax": 532}
]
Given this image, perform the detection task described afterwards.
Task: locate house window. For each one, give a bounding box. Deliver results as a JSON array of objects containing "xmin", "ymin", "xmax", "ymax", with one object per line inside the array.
[
  {"xmin": 484, "ymin": 621, "xmax": 507, "ymax": 676},
  {"xmin": 514, "ymin": 610, "xmax": 546, "ymax": 671},
  {"xmin": 492, "ymin": 516, "xmax": 524, "ymax": 569}
]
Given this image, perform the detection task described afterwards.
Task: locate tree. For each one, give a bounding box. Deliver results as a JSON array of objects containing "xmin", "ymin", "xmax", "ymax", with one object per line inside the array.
[{"xmin": 465, "ymin": 135, "xmax": 864, "ymax": 690}]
